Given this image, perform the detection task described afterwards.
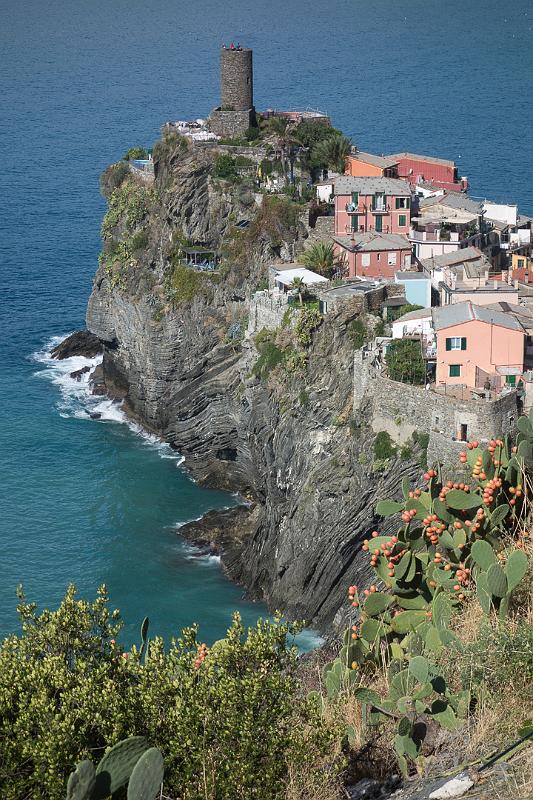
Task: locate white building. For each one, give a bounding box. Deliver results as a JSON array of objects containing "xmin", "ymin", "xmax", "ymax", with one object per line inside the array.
[{"xmin": 391, "ymin": 307, "xmax": 434, "ymax": 350}]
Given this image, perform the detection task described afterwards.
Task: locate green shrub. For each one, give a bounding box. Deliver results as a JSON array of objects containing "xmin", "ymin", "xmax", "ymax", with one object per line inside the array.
[
  {"xmin": 299, "ymin": 389, "xmax": 310, "ymax": 407},
  {"xmin": 167, "ymin": 264, "xmax": 211, "ymax": 305},
  {"xmin": 294, "ymin": 307, "xmax": 322, "ymax": 346},
  {"xmin": 452, "ymin": 618, "xmax": 533, "ymax": 693},
  {"xmin": 99, "ymin": 161, "xmax": 130, "ymax": 198},
  {"xmin": 0, "ymin": 587, "xmax": 329, "ymax": 800},
  {"xmin": 348, "ymin": 317, "xmax": 368, "ymax": 350},
  {"xmin": 252, "ymin": 341, "xmax": 285, "ymax": 378},
  {"xmin": 373, "ymin": 430, "xmax": 396, "ymax": 460},
  {"xmin": 123, "ymin": 146, "xmax": 148, "ymax": 160},
  {"xmin": 244, "ymin": 126, "xmax": 261, "ymax": 142},
  {"xmin": 385, "ymin": 339, "xmax": 426, "ymax": 385},
  {"xmin": 131, "ymin": 229, "xmax": 149, "ymax": 252},
  {"xmin": 213, "ymin": 154, "xmax": 237, "ymax": 180}
]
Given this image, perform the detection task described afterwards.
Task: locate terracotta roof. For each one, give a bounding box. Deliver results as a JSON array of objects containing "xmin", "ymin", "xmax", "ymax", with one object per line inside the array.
[
  {"xmin": 334, "ymin": 176, "xmax": 411, "ymax": 196},
  {"xmin": 432, "ymin": 301, "xmax": 524, "ymax": 332},
  {"xmin": 348, "ymin": 151, "xmax": 399, "ymax": 169},
  {"xmin": 420, "ymin": 247, "xmax": 484, "ymax": 270},
  {"xmin": 334, "ymin": 232, "xmax": 411, "ymax": 252},
  {"xmin": 389, "ymin": 152, "xmax": 456, "ymax": 168}
]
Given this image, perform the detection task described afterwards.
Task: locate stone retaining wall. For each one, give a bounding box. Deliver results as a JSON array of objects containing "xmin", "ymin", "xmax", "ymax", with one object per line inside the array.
[
  {"xmin": 247, "ymin": 291, "xmax": 289, "ymax": 335},
  {"xmin": 354, "ymin": 352, "xmax": 519, "ymax": 466}
]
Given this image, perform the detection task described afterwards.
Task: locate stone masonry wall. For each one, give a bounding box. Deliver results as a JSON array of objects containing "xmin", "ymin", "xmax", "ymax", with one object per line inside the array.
[
  {"xmin": 354, "ymin": 352, "xmax": 519, "ymax": 466},
  {"xmin": 209, "ymin": 109, "xmax": 254, "ymax": 138},
  {"xmin": 220, "ymin": 48, "xmax": 253, "ymax": 111},
  {"xmin": 247, "ymin": 291, "xmax": 289, "ymax": 335}
]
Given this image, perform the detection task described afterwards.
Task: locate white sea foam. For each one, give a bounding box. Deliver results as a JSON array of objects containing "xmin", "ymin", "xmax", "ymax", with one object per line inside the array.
[{"xmin": 32, "ymin": 334, "xmax": 183, "ymax": 463}]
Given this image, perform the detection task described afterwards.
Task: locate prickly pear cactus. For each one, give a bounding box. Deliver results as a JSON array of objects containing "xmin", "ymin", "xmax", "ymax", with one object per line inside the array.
[
  {"xmin": 321, "ymin": 433, "xmax": 531, "ymax": 773},
  {"xmin": 92, "ymin": 736, "xmax": 150, "ymax": 800},
  {"xmin": 127, "ymin": 747, "xmax": 164, "ymax": 800},
  {"xmin": 66, "ymin": 760, "xmax": 96, "ymax": 800}
]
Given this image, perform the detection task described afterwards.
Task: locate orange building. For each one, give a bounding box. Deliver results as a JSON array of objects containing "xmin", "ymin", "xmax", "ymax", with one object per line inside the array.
[{"xmin": 345, "ymin": 151, "xmax": 399, "ymax": 178}]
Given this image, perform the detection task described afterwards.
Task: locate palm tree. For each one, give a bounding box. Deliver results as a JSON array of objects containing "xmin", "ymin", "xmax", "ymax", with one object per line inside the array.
[
  {"xmin": 262, "ymin": 117, "xmax": 303, "ymax": 184},
  {"xmin": 301, "ymin": 241, "xmax": 347, "ymax": 279},
  {"xmin": 289, "ymin": 276, "xmax": 306, "ymax": 305},
  {"xmin": 312, "ymin": 131, "xmax": 352, "ymax": 174}
]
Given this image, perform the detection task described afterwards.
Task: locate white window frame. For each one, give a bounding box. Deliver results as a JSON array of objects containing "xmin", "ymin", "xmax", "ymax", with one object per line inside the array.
[
  {"xmin": 361, "ymin": 253, "xmax": 371, "ymax": 267},
  {"xmin": 388, "ymin": 252, "xmax": 397, "ymax": 266},
  {"xmin": 449, "ymin": 337, "xmax": 462, "ymax": 350}
]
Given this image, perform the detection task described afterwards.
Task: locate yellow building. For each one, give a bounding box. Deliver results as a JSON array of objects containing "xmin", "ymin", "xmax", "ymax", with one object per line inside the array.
[{"xmin": 511, "ymin": 252, "xmax": 533, "ymax": 271}]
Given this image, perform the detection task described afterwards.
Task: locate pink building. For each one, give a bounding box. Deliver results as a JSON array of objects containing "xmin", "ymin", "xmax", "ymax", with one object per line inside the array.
[
  {"xmin": 334, "ymin": 176, "xmax": 412, "ymax": 237},
  {"xmin": 390, "ymin": 152, "xmax": 468, "ymax": 193},
  {"xmin": 433, "ymin": 302, "xmax": 524, "ymax": 392},
  {"xmin": 334, "ymin": 232, "xmax": 412, "ymax": 279}
]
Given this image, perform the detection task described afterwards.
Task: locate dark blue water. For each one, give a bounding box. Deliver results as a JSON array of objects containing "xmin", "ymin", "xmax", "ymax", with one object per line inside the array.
[{"xmin": 1, "ymin": 0, "xmax": 531, "ymax": 642}]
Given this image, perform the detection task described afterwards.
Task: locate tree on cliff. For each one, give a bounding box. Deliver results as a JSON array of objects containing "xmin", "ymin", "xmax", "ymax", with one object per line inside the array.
[
  {"xmin": 289, "ymin": 276, "xmax": 306, "ymax": 305},
  {"xmin": 301, "ymin": 241, "xmax": 347, "ymax": 279},
  {"xmin": 311, "ymin": 131, "xmax": 352, "ymax": 173},
  {"xmin": 385, "ymin": 338, "xmax": 426, "ymax": 385}
]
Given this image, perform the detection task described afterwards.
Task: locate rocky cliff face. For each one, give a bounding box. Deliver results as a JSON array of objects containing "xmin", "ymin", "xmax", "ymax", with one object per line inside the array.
[{"xmin": 85, "ymin": 133, "xmax": 422, "ymax": 630}]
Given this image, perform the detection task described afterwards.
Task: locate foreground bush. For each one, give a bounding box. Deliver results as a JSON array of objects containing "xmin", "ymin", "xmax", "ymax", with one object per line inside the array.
[{"xmin": 0, "ymin": 587, "xmax": 332, "ymax": 800}]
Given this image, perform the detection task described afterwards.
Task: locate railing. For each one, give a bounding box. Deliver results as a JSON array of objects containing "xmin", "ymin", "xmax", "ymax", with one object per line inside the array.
[{"xmin": 371, "ymin": 203, "xmax": 390, "ymax": 213}]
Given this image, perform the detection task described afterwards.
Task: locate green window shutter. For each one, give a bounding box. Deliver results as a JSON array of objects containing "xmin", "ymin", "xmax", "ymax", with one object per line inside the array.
[
  {"xmin": 406, "ymin": 197, "xmax": 411, "ymax": 208},
  {"xmin": 351, "ymin": 191, "xmax": 359, "ymax": 204},
  {"xmin": 399, "ymin": 214, "xmax": 406, "ymax": 227},
  {"xmin": 375, "ymin": 215, "xmax": 382, "ymax": 233},
  {"xmin": 446, "ymin": 338, "xmax": 452, "ymax": 351},
  {"xmin": 449, "ymin": 364, "xmax": 461, "ymax": 377},
  {"xmin": 351, "ymin": 215, "xmax": 358, "ymax": 231},
  {"xmin": 506, "ymin": 375, "xmax": 516, "ymax": 386},
  {"xmin": 395, "ymin": 197, "xmax": 401, "ymax": 209},
  {"xmin": 461, "ymin": 337, "xmax": 467, "ymax": 350}
]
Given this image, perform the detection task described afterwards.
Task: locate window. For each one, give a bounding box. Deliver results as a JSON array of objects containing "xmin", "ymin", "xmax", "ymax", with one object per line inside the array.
[
  {"xmin": 373, "ymin": 192, "xmax": 386, "ymax": 211},
  {"xmin": 404, "ymin": 253, "xmax": 411, "ymax": 266},
  {"xmin": 399, "ymin": 214, "xmax": 407, "ymax": 227},
  {"xmin": 506, "ymin": 374, "xmax": 516, "ymax": 386},
  {"xmin": 449, "ymin": 364, "xmax": 461, "ymax": 377},
  {"xmin": 446, "ymin": 336, "xmax": 467, "ymax": 351},
  {"xmin": 361, "ymin": 253, "xmax": 370, "ymax": 267},
  {"xmin": 375, "ymin": 215, "xmax": 383, "ymax": 233},
  {"xmin": 351, "ymin": 191, "xmax": 359, "ymax": 205},
  {"xmin": 351, "ymin": 214, "xmax": 358, "ymax": 231},
  {"xmin": 517, "ymin": 258, "xmax": 525, "ymax": 268},
  {"xmin": 388, "ymin": 252, "xmax": 397, "ymax": 266},
  {"xmin": 395, "ymin": 197, "xmax": 409, "ymax": 209}
]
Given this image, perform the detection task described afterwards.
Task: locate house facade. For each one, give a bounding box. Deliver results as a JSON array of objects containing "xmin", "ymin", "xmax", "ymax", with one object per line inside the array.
[
  {"xmin": 433, "ymin": 302, "xmax": 525, "ymax": 392},
  {"xmin": 394, "ymin": 271, "xmax": 432, "ymax": 307},
  {"xmin": 334, "ymin": 233, "xmax": 412, "ymax": 279},
  {"xmin": 334, "ymin": 176, "xmax": 412, "ymax": 238}
]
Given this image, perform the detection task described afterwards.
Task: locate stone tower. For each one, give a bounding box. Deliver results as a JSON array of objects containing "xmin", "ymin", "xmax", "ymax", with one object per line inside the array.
[{"xmin": 209, "ymin": 47, "xmax": 256, "ymax": 137}]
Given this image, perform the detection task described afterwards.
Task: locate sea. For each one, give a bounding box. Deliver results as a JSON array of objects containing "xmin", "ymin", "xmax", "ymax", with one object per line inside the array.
[{"xmin": 1, "ymin": 0, "xmax": 532, "ymax": 645}]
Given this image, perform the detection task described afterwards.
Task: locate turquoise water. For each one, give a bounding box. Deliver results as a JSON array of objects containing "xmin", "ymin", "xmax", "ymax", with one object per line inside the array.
[{"xmin": 1, "ymin": 0, "xmax": 531, "ymax": 644}]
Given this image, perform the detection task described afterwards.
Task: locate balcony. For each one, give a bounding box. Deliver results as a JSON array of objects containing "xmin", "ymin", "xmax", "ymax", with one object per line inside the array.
[
  {"xmin": 372, "ymin": 203, "xmax": 390, "ymax": 214},
  {"xmin": 345, "ymin": 203, "xmax": 364, "ymax": 215}
]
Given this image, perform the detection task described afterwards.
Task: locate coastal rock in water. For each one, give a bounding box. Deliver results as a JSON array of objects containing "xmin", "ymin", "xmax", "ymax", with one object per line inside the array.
[
  {"xmin": 70, "ymin": 365, "xmax": 91, "ymax": 381},
  {"xmin": 51, "ymin": 330, "xmax": 103, "ymax": 360}
]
